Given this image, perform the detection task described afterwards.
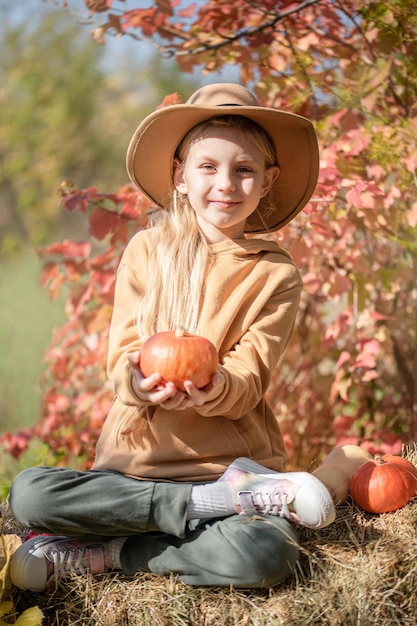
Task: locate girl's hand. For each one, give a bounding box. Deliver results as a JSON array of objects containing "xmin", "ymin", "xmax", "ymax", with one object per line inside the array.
[
  {"xmin": 182, "ymin": 370, "xmax": 225, "ymax": 407},
  {"xmin": 128, "ymin": 351, "xmax": 185, "ymax": 407},
  {"xmin": 128, "ymin": 352, "xmax": 224, "ymax": 409}
]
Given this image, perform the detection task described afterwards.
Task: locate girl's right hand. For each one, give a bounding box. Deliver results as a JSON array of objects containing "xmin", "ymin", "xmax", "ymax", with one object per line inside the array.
[{"xmin": 127, "ymin": 351, "xmax": 193, "ymax": 409}]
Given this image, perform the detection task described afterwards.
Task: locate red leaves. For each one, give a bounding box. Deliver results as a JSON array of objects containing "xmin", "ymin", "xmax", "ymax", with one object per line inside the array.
[
  {"xmin": 157, "ymin": 92, "xmax": 183, "ymax": 109},
  {"xmin": 345, "ymin": 181, "xmax": 385, "ymax": 211},
  {"xmin": 58, "ymin": 182, "xmax": 151, "ymax": 242},
  {"xmin": 89, "ymin": 207, "xmax": 122, "ymax": 240},
  {"xmin": 40, "ymin": 240, "xmax": 91, "ymax": 259},
  {"xmin": 0, "ymin": 430, "xmax": 33, "ymax": 460},
  {"xmin": 156, "ymin": 0, "xmax": 174, "ymax": 16},
  {"xmin": 39, "ymin": 242, "xmax": 92, "ymax": 301},
  {"xmin": 354, "ymin": 339, "xmax": 381, "ymax": 371},
  {"xmin": 122, "ymin": 8, "xmax": 161, "ymax": 36},
  {"xmin": 58, "ymin": 185, "xmax": 98, "ymax": 213},
  {"xmin": 85, "ymin": 0, "xmax": 113, "ymax": 13},
  {"xmin": 332, "ymin": 339, "xmax": 381, "ymax": 400},
  {"xmin": 177, "ymin": 3, "xmax": 196, "ymax": 19}
]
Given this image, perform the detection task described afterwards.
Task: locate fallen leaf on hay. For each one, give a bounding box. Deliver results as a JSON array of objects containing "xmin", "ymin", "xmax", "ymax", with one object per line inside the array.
[
  {"xmin": 0, "ymin": 602, "xmax": 44, "ymax": 625},
  {"xmin": 15, "ymin": 606, "xmax": 45, "ymax": 625},
  {"xmin": 0, "ymin": 522, "xmax": 22, "ymax": 599},
  {"xmin": 0, "ymin": 602, "xmax": 13, "ymax": 618},
  {"xmin": 0, "ymin": 522, "xmax": 44, "ymax": 624}
]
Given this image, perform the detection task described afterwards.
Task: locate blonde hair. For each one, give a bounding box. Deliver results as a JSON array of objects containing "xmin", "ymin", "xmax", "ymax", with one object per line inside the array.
[{"xmin": 136, "ymin": 115, "xmax": 278, "ymax": 340}]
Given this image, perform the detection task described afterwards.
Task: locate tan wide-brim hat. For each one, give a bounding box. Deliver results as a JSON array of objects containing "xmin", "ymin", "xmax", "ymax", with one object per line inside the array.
[{"xmin": 126, "ymin": 83, "xmax": 319, "ymax": 233}]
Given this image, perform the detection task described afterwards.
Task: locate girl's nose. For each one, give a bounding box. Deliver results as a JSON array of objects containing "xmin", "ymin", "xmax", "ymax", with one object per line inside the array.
[{"xmin": 217, "ymin": 169, "xmax": 236, "ymax": 192}]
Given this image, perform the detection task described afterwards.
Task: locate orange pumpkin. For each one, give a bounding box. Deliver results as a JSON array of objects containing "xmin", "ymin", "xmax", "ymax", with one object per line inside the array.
[
  {"xmin": 350, "ymin": 454, "xmax": 417, "ymax": 513},
  {"xmin": 139, "ymin": 329, "xmax": 218, "ymax": 392}
]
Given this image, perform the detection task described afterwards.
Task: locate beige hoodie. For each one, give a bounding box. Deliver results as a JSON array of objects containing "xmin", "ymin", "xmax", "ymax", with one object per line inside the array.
[{"xmin": 93, "ymin": 229, "xmax": 302, "ymax": 482}]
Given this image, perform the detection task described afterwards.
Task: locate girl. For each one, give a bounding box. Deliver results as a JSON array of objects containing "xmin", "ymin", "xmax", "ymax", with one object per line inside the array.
[{"xmin": 9, "ymin": 83, "xmax": 335, "ymax": 591}]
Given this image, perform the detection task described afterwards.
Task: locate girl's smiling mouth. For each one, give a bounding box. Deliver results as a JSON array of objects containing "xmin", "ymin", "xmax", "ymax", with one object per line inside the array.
[{"xmin": 210, "ymin": 200, "xmax": 240, "ymax": 209}]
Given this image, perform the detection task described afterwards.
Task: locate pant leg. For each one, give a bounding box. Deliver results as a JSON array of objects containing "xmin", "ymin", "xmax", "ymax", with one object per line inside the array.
[
  {"xmin": 121, "ymin": 514, "xmax": 300, "ymax": 588},
  {"xmin": 9, "ymin": 466, "xmax": 192, "ymax": 538}
]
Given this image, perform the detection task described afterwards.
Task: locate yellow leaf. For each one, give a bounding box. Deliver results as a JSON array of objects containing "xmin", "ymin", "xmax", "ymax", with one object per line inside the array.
[
  {"xmin": 0, "ymin": 523, "xmax": 22, "ymax": 600},
  {"xmin": 15, "ymin": 605, "xmax": 45, "ymax": 625},
  {"xmin": 0, "ymin": 600, "xmax": 13, "ymax": 618},
  {"xmin": 0, "ymin": 525, "xmax": 7, "ymax": 600}
]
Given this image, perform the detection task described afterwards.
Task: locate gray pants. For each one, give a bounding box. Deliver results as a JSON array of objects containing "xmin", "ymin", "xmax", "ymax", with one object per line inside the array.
[{"xmin": 9, "ymin": 466, "xmax": 300, "ymax": 588}]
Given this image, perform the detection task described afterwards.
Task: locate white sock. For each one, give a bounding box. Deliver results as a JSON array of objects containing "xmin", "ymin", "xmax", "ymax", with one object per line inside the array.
[
  {"xmin": 108, "ymin": 537, "xmax": 127, "ymax": 570},
  {"xmin": 186, "ymin": 481, "xmax": 235, "ymax": 520}
]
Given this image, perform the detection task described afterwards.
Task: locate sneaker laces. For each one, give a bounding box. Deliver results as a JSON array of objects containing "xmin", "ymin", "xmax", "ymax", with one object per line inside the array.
[
  {"xmin": 237, "ymin": 480, "xmax": 299, "ymax": 518},
  {"xmin": 47, "ymin": 544, "xmax": 105, "ymax": 586}
]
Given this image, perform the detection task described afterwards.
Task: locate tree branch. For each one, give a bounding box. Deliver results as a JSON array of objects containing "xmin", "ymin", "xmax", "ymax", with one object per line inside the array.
[{"xmin": 162, "ymin": 0, "xmax": 324, "ymax": 57}]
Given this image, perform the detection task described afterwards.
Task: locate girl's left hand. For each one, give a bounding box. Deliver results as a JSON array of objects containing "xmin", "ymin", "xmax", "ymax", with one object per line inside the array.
[
  {"xmin": 158, "ymin": 370, "xmax": 225, "ymax": 410},
  {"xmin": 181, "ymin": 370, "xmax": 225, "ymax": 407}
]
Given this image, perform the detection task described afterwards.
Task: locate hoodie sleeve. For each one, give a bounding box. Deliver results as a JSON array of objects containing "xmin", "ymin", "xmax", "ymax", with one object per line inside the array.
[
  {"xmin": 194, "ymin": 262, "xmax": 302, "ymax": 419},
  {"xmin": 106, "ymin": 232, "xmax": 150, "ymax": 406}
]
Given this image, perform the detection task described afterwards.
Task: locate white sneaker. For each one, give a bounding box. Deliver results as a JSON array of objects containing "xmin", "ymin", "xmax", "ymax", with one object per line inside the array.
[
  {"xmin": 219, "ymin": 457, "xmax": 336, "ymax": 529},
  {"xmin": 10, "ymin": 535, "xmax": 110, "ymax": 591}
]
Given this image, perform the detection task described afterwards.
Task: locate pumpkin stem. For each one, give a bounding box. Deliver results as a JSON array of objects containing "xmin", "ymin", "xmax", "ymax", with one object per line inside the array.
[
  {"xmin": 374, "ymin": 454, "xmax": 385, "ymax": 465},
  {"xmin": 175, "ymin": 328, "xmax": 186, "ymax": 338}
]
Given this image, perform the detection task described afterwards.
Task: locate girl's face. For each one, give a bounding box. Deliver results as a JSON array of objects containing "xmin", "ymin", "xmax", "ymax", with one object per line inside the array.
[{"xmin": 174, "ymin": 126, "xmax": 279, "ymax": 243}]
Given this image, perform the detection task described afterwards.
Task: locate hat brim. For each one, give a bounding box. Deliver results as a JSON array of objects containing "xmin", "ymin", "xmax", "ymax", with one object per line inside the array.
[{"xmin": 126, "ymin": 104, "xmax": 319, "ymax": 233}]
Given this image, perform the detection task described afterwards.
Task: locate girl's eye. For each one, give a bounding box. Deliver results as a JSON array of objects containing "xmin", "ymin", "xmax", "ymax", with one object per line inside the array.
[{"xmin": 237, "ymin": 166, "xmax": 254, "ymax": 173}]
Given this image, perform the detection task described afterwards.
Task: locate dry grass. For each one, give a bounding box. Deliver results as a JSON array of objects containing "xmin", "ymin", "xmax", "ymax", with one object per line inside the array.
[{"xmin": 2, "ymin": 449, "xmax": 417, "ymax": 626}]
